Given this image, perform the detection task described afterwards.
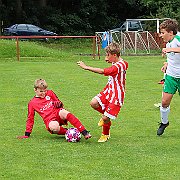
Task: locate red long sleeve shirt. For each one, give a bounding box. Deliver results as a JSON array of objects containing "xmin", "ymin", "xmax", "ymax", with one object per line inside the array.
[{"xmin": 25, "ymin": 90, "xmax": 61, "ymax": 133}]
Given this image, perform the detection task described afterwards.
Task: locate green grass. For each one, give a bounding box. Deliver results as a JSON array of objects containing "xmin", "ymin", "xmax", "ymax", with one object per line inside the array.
[{"xmin": 0, "ymin": 40, "xmax": 180, "ymax": 179}]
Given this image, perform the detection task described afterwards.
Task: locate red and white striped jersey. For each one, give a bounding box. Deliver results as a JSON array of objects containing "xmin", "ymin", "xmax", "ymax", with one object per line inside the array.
[{"xmin": 103, "ymin": 60, "xmax": 128, "ymax": 106}]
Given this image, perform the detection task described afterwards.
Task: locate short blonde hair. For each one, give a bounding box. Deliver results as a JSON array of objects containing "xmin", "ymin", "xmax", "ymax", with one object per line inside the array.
[
  {"xmin": 34, "ymin": 79, "xmax": 48, "ymax": 89},
  {"xmin": 105, "ymin": 42, "xmax": 121, "ymax": 57}
]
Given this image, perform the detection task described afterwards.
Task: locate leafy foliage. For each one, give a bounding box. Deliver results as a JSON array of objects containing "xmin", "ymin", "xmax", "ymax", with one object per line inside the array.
[
  {"xmin": 140, "ymin": 0, "xmax": 180, "ymax": 30},
  {"xmin": 0, "ymin": 0, "xmax": 147, "ymax": 35},
  {"xmin": 0, "ymin": 0, "xmax": 179, "ymax": 35}
]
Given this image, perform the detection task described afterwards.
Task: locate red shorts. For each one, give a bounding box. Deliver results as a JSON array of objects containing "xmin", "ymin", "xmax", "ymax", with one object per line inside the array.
[
  {"xmin": 47, "ymin": 109, "xmax": 68, "ymax": 134},
  {"xmin": 95, "ymin": 93, "xmax": 121, "ymax": 119}
]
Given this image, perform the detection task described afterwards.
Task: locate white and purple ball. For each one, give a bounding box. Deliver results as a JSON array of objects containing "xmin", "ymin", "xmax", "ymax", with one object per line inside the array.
[{"xmin": 65, "ymin": 128, "xmax": 81, "ymax": 142}]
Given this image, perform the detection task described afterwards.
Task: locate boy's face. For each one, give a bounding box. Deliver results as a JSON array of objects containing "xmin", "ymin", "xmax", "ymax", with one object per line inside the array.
[
  {"xmin": 160, "ymin": 29, "xmax": 174, "ymax": 42},
  {"xmin": 34, "ymin": 88, "xmax": 47, "ymax": 98},
  {"xmin": 105, "ymin": 53, "xmax": 117, "ymax": 63}
]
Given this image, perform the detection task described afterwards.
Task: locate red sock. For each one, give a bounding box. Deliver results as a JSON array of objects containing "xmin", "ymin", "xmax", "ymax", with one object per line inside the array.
[
  {"xmin": 95, "ymin": 106, "xmax": 105, "ymax": 114},
  {"xmin": 66, "ymin": 113, "xmax": 86, "ymax": 132},
  {"xmin": 102, "ymin": 121, "xmax": 111, "ymax": 135},
  {"xmin": 58, "ymin": 126, "xmax": 67, "ymax": 135}
]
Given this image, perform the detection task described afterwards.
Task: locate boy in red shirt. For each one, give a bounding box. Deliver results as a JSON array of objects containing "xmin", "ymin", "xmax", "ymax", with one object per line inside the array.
[
  {"xmin": 17, "ymin": 79, "xmax": 91, "ymax": 140},
  {"xmin": 77, "ymin": 42, "xmax": 128, "ymax": 142}
]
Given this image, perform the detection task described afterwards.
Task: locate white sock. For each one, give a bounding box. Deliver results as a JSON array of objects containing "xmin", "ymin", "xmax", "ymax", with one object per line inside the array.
[
  {"xmin": 160, "ymin": 106, "xmax": 170, "ymax": 124},
  {"xmin": 163, "ymin": 73, "xmax": 166, "ymax": 79}
]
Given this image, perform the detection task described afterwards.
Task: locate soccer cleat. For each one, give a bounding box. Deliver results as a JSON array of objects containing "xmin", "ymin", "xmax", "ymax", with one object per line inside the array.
[
  {"xmin": 98, "ymin": 134, "xmax": 110, "ymax": 142},
  {"xmin": 154, "ymin": 103, "xmax": 161, "ymax": 108},
  {"xmin": 84, "ymin": 132, "xmax": 92, "ymax": 140},
  {"xmin": 81, "ymin": 130, "xmax": 92, "ymax": 140},
  {"xmin": 98, "ymin": 118, "xmax": 104, "ymax": 127},
  {"xmin": 157, "ymin": 122, "xmax": 169, "ymax": 136}
]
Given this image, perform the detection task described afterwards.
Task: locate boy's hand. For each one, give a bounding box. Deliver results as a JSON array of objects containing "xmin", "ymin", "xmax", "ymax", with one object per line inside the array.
[
  {"xmin": 162, "ymin": 48, "xmax": 172, "ymax": 54},
  {"xmin": 17, "ymin": 135, "xmax": 29, "ymax": 139},
  {"xmin": 53, "ymin": 101, "xmax": 63, "ymax": 108},
  {"xmin": 161, "ymin": 62, "xmax": 168, "ymax": 73},
  {"xmin": 77, "ymin": 61, "xmax": 88, "ymax": 70},
  {"xmin": 162, "ymin": 52, "xmax": 166, "ymax": 58}
]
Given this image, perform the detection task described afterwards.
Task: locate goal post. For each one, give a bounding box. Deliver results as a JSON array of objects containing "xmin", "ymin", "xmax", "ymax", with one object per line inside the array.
[
  {"xmin": 96, "ymin": 31, "xmax": 162, "ymax": 55},
  {"xmin": 95, "ymin": 18, "xmax": 169, "ymax": 56}
]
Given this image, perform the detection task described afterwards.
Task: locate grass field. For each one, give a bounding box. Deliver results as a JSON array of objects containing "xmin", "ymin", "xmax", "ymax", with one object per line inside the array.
[{"xmin": 0, "ymin": 39, "xmax": 180, "ymax": 179}]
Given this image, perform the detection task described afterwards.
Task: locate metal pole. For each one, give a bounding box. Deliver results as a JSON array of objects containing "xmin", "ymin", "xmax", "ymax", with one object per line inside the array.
[
  {"xmin": 92, "ymin": 37, "xmax": 96, "ymax": 59},
  {"xmin": 16, "ymin": 37, "xmax": 20, "ymax": 61},
  {"xmin": 157, "ymin": 19, "xmax": 160, "ymax": 33},
  {"xmin": 0, "ymin": 21, "xmax": 3, "ymax": 35},
  {"xmin": 135, "ymin": 32, "xmax": 137, "ymax": 54},
  {"xmin": 1, "ymin": 21, "xmax": 3, "ymax": 34},
  {"xmin": 98, "ymin": 36, "xmax": 101, "ymax": 60},
  {"xmin": 97, "ymin": 36, "xmax": 100, "ymax": 60}
]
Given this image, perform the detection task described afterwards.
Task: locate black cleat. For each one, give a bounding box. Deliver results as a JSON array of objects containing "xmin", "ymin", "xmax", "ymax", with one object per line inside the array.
[
  {"xmin": 81, "ymin": 130, "xmax": 92, "ymax": 140},
  {"xmin": 157, "ymin": 122, "xmax": 169, "ymax": 136}
]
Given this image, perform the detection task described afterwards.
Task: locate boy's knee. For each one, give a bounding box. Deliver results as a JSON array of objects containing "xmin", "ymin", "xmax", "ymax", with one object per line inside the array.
[
  {"xmin": 102, "ymin": 116, "xmax": 110, "ymax": 124},
  {"xmin": 90, "ymin": 98, "xmax": 99, "ymax": 108},
  {"xmin": 161, "ymin": 100, "xmax": 170, "ymax": 108},
  {"xmin": 49, "ymin": 121, "xmax": 60, "ymax": 133},
  {"xmin": 59, "ymin": 109, "xmax": 69, "ymax": 120}
]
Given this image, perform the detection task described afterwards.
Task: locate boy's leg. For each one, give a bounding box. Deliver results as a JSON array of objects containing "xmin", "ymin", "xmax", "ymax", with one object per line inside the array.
[
  {"xmin": 90, "ymin": 98, "xmax": 105, "ymax": 114},
  {"xmin": 102, "ymin": 120, "xmax": 111, "ymax": 135},
  {"xmin": 48, "ymin": 121, "xmax": 67, "ymax": 135},
  {"xmin": 98, "ymin": 104, "xmax": 121, "ymax": 142},
  {"xmin": 59, "ymin": 109, "xmax": 91, "ymax": 139},
  {"xmin": 90, "ymin": 96, "xmax": 106, "ymax": 126},
  {"xmin": 157, "ymin": 92, "xmax": 173, "ymax": 136},
  {"xmin": 98, "ymin": 116, "xmax": 111, "ymax": 143}
]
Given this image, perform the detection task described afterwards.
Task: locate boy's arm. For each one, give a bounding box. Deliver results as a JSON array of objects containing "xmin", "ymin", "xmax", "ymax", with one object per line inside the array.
[
  {"xmin": 17, "ymin": 101, "xmax": 35, "ymax": 139},
  {"xmin": 161, "ymin": 62, "xmax": 168, "ymax": 73},
  {"xmin": 50, "ymin": 90, "xmax": 63, "ymax": 108},
  {"xmin": 77, "ymin": 61, "xmax": 104, "ymax": 74},
  {"xmin": 162, "ymin": 47, "xmax": 180, "ymax": 54}
]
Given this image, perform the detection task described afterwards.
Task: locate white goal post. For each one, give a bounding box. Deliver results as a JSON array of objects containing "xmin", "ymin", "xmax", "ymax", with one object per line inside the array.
[
  {"xmin": 95, "ymin": 18, "xmax": 170, "ymax": 56},
  {"xmin": 112, "ymin": 31, "xmax": 162, "ymax": 55},
  {"xmin": 96, "ymin": 31, "xmax": 162, "ymax": 55},
  {"xmin": 125, "ymin": 18, "xmax": 170, "ymax": 33}
]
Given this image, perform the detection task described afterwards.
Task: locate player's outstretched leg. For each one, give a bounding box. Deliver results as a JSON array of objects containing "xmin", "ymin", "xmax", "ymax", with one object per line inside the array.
[{"xmin": 59, "ymin": 109, "xmax": 92, "ymax": 140}]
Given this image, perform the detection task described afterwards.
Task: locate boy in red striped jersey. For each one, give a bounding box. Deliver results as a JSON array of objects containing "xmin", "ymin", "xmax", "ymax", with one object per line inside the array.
[
  {"xmin": 17, "ymin": 79, "xmax": 91, "ymax": 140},
  {"xmin": 77, "ymin": 42, "xmax": 128, "ymax": 142}
]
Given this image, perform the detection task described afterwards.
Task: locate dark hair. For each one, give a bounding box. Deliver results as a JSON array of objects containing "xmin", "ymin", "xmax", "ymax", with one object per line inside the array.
[{"xmin": 160, "ymin": 19, "xmax": 179, "ymax": 35}]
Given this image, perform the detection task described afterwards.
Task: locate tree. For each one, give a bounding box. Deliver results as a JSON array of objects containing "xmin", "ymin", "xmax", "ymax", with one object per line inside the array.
[
  {"xmin": 139, "ymin": 0, "xmax": 180, "ymax": 31},
  {"xmin": 140, "ymin": 0, "xmax": 180, "ymax": 22},
  {"xmin": 16, "ymin": 0, "xmax": 23, "ymax": 23},
  {"xmin": 1, "ymin": 0, "xmax": 179, "ymax": 35},
  {"xmin": 39, "ymin": 0, "xmax": 47, "ymax": 7}
]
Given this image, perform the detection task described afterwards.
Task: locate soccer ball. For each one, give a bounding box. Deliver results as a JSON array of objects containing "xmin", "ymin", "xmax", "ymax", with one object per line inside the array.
[{"xmin": 65, "ymin": 128, "xmax": 81, "ymax": 142}]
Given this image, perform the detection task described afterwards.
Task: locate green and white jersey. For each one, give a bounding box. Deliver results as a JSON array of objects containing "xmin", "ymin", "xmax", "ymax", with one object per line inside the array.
[{"xmin": 166, "ymin": 34, "xmax": 180, "ymax": 78}]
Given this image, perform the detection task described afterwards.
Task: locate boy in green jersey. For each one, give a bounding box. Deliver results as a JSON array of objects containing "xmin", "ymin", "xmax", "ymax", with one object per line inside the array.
[{"xmin": 157, "ymin": 19, "xmax": 180, "ymax": 136}]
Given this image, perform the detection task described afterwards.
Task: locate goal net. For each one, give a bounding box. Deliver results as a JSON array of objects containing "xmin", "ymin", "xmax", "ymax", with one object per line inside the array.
[{"xmin": 96, "ymin": 31, "xmax": 162, "ymax": 56}]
